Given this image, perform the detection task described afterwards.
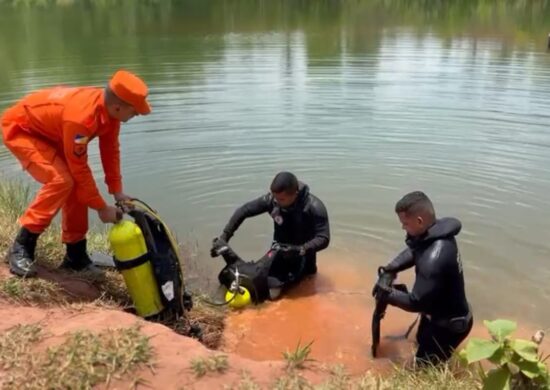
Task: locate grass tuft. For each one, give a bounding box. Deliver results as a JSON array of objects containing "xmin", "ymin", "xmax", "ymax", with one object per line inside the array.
[
  {"xmin": 231, "ymin": 370, "xmax": 262, "ymax": 390},
  {"xmin": 0, "ymin": 323, "xmax": 153, "ymax": 390},
  {"xmin": 0, "ymin": 324, "xmax": 43, "ymax": 372},
  {"xmin": 190, "ymin": 354, "xmax": 229, "ymax": 377},
  {"xmin": 283, "ymin": 340, "xmax": 315, "ymax": 370},
  {"xmin": 274, "ymin": 370, "xmax": 313, "ymax": 390},
  {"xmin": 0, "ymin": 276, "xmax": 67, "ymax": 305},
  {"xmin": 0, "ymin": 178, "xmax": 226, "ymax": 348}
]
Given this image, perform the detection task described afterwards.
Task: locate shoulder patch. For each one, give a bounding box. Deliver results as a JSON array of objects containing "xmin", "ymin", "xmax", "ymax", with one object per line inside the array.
[
  {"xmin": 74, "ymin": 134, "xmax": 89, "ymax": 144},
  {"xmin": 73, "ymin": 134, "xmax": 89, "ymax": 157}
]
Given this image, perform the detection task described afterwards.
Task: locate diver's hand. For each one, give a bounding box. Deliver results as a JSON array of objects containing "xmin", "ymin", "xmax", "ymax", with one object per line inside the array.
[
  {"xmin": 98, "ymin": 206, "xmax": 123, "ymax": 224},
  {"xmin": 210, "ymin": 236, "xmax": 229, "ymax": 258},
  {"xmin": 114, "ymin": 192, "xmax": 133, "ymax": 203},
  {"xmin": 279, "ymin": 244, "xmax": 305, "ymax": 256},
  {"xmin": 372, "ymin": 267, "xmax": 394, "ymax": 297}
]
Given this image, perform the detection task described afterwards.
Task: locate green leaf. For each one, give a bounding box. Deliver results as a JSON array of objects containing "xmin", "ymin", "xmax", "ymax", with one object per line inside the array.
[
  {"xmin": 511, "ymin": 339, "xmax": 539, "ymax": 362},
  {"xmin": 483, "ymin": 367, "xmax": 511, "ymax": 390},
  {"xmin": 484, "ymin": 320, "xmax": 517, "ymax": 341},
  {"xmin": 519, "ymin": 361, "xmax": 541, "ymax": 379},
  {"xmin": 465, "ymin": 338, "xmax": 502, "ymax": 364},
  {"xmin": 506, "ymin": 362, "xmax": 519, "ymax": 375},
  {"xmin": 537, "ymin": 361, "xmax": 548, "ymax": 375},
  {"xmin": 488, "ymin": 346, "xmax": 508, "ymax": 366},
  {"xmin": 457, "ymin": 349, "xmax": 468, "ymax": 365},
  {"xmin": 511, "ymin": 355, "xmax": 548, "ymax": 380}
]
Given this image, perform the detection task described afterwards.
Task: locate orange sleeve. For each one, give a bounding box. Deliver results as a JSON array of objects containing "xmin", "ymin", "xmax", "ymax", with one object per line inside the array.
[
  {"xmin": 62, "ymin": 122, "xmax": 107, "ymax": 210},
  {"xmin": 99, "ymin": 123, "xmax": 122, "ymax": 194}
]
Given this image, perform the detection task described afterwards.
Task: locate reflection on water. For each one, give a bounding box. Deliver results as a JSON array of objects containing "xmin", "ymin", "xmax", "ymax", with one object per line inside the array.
[{"xmin": 1, "ymin": 1, "xmax": 550, "ymax": 330}]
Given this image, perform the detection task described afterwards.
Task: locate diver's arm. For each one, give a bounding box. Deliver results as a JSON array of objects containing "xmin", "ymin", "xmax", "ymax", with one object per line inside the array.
[
  {"xmin": 386, "ymin": 241, "xmax": 448, "ymax": 313},
  {"xmin": 386, "ymin": 275, "xmax": 436, "ymax": 313},
  {"xmin": 222, "ymin": 194, "xmax": 271, "ymax": 241},
  {"xmin": 302, "ymin": 199, "xmax": 330, "ymax": 252},
  {"xmin": 383, "ymin": 248, "xmax": 415, "ymax": 274}
]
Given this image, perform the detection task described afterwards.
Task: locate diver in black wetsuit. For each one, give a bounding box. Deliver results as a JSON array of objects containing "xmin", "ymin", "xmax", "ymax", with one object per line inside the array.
[
  {"xmin": 212, "ymin": 172, "xmax": 330, "ymax": 296},
  {"xmin": 374, "ymin": 191, "xmax": 473, "ymax": 365}
]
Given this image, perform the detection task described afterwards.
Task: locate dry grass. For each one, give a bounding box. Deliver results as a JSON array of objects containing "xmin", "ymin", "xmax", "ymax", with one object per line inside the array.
[
  {"xmin": 274, "ymin": 371, "xmax": 313, "ymax": 390},
  {"xmin": 0, "ymin": 177, "xmax": 108, "ymax": 266},
  {"xmin": 384, "ymin": 360, "xmax": 479, "ymax": 389},
  {"xmin": 190, "ymin": 354, "xmax": 229, "ymax": 377},
  {"xmin": 0, "ymin": 178, "xmax": 226, "ymax": 348},
  {"xmin": 0, "ymin": 324, "xmax": 43, "ymax": 372},
  {"xmin": 0, "ymin": 323, "xmax": 153, "ymax": 389},
  {"xmin": 243, "ymin": 360, "xmax": 480, "ymax": 390},
  {"xmin": 79, "ymin": 267, "xmax": 133, "ymax": 306},
  {"xmin": 227, "ymin": 371, "xmax": 262, "ymax": 390},
  {"xmin": 0, "ymin": 276, "xmax": 67, "ymax": 305},
  {"xmin": 188, "ymin": 293, "xmax": 227, "ymax": 349}
]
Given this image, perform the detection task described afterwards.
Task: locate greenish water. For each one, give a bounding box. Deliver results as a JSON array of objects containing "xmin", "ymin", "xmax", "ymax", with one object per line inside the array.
[{"xmin": 1, "ymin": 0, "xmax": 550, "ymax": 328}]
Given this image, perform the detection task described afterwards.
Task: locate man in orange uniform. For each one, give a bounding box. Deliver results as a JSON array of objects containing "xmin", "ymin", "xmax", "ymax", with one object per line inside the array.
[{"xmin": 1, "ymin": 70, "xmax": 151, "ymax": 277}]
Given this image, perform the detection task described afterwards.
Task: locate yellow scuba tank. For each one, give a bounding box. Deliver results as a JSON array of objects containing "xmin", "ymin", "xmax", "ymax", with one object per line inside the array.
[
  {"xmin": 109, "ymin": 220, "xmax": 164, "ymax": 318},
  {"xmin": 225, "ymin": 286, "xmax": 251, "ymax": 309},
  {"xmin": 223, "ymin": 267, "xmax": 252, "ymax": 309}
]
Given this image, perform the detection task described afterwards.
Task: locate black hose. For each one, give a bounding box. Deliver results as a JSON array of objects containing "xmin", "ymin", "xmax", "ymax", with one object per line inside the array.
[
  {"xmin": 200, "ymin": 291, "xmax": 238, "ymax": 307},
  {"xmin": 200, "ymin": 273, "xmax": 259, "ymax": 307}
]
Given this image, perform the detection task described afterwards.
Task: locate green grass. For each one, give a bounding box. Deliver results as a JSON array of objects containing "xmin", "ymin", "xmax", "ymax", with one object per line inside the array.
[
  {"xmin": 0, "ymin": 176, "xmax": 110, "ymax": 270},
  {"xmin": 0, "ymin": 276, "xmax": 67, "ymax": 305},
  {"xmin": 0, "ymin": 177, "xmax": 226, "ymax": 349},
  {"xmin": 253, "ymin": 360, "xmax": 480, "ymax": 390},
  {"xmin": 373, "ymin": 361, "xmax": 478, "ymax": 390},
  {"xmin": 283, "ymin": 340, "xmax": 315, "ymax": 370},
  {"xmin": 0, "ymin": 178, "xmax": 484, "ymax": 388},
  {"xmin": 274, "ymin": 371, "xmax": 313, "ymax": 390},
  {"xmin": 0, "ymin": 324, "xmax": 43, "ymax": 372},
  {"xmin": 229, "ymin": 371, "xmax": 262, "ymax": 390},
  {"xmin": 0, "ymin": 324, "xmax": 153, "ymax": 389},
  {"xmin": 190, "ymin": 354, "xmax": 229, "ymax": 378}
]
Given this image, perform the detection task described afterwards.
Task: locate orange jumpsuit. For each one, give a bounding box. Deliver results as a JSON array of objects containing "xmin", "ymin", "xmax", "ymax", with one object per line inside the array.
[{"xmin": 1, "ymin": 86, "xmax": 122, "ymax": 243}]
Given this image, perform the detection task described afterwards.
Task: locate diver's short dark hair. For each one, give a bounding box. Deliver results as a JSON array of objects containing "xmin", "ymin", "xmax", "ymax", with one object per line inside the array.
[
  {"xmin": 270, "ymin": 172, "xmax": 299, "ymax": 194},
  {"xmin": 395, "ymin": 191, "xmax": 435, "ymax": 217}
]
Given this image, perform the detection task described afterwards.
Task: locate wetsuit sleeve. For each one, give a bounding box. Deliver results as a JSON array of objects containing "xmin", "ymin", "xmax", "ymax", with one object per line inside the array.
[
  {"xmin": 303, "ymin": 199, "xmax": 330, "ymax": 252},
  {"xmin": 99, "ymin": 123, "xmax": 122, "ymax": 194},
  {"xmin": 62, "ymin": 121, "xmax": 107, "ymax": 210},
  {"xmin": 222, "ymin": 194, "xmax": 271, "ymax": 240},
  {"xmin": 384, "ymin": 248, "xmax": 415, "ymax": 273},
  {"xmin": 386, "ymin": 241, "xmax": 450, "ymax": 313}
]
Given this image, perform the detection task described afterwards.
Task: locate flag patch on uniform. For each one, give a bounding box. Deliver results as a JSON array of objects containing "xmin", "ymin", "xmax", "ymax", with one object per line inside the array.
[{"xmin": 74, "ymin": 134, "xmax": 89, "ymax": 144}]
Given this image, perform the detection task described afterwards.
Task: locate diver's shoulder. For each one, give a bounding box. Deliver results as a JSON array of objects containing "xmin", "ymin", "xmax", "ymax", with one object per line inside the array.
[
  {"xmin": 421, "ymin": 238, "xmax": 458, "ymax": 269},
  {"xmin": 306, "ymin": 192, "xmax": 328, "ymax": 214}
]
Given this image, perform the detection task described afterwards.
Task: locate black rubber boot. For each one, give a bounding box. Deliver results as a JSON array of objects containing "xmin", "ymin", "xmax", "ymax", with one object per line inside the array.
[
  {"xmin": 7, "ymin": 227, "xmax": 40, "ymax": 277},
  {"xmin": 60, "ymin": 239, "xmax": 102, "ymax": 275}
]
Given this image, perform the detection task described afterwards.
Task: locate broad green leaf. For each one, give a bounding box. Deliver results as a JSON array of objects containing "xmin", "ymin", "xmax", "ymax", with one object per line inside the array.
[
  {"xmin": 483, "ymin": 367, "xmax": 511, "ymax": 390},
  {"xmin": 465, "ymin": 338, "xmax": 501, "ymax": 364},
  {"xmin": 484, "ymin": 320, "xmax": 517, "ymax": 341},
  {"xmin": 511, "ymin": 339, "xmax": 539, "ymax": 362},
  {"xmin": 488, "ymin": 346, "xmax": 508, "ymax": 366},
  {"xmin": 516, "ymin": 360, "xmax": 539, "ymax": 379},
  {"xmin": 511, "ymin": 355, "xmax": 547, "ymax": 379}
]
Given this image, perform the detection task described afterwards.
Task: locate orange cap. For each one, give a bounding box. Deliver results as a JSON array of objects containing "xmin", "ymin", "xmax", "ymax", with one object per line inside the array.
[{"xmin": 108, "ymin": 70, "xmax": 151, "ymax": 115}]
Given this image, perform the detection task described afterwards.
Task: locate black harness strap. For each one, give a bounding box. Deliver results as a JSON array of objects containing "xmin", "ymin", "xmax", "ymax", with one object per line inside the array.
[{"xmin": 114, "ymin": 254, "xmax": 149, "ymax": 271}]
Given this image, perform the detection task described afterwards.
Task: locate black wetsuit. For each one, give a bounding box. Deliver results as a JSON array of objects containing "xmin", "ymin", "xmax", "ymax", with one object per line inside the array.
[
  {"xmin": 221, "ymin": 182, "xmax": 330, "ymax": 282},
  {"xmin": 384, "ymin": 217, "xmax": 473, "ymax": 364}
]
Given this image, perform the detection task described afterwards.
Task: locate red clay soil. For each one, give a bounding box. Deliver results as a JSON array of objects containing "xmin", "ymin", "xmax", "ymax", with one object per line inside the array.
[{"xmin": 0, "ymin": 256, "xmax": 548, "ymax": 389}]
